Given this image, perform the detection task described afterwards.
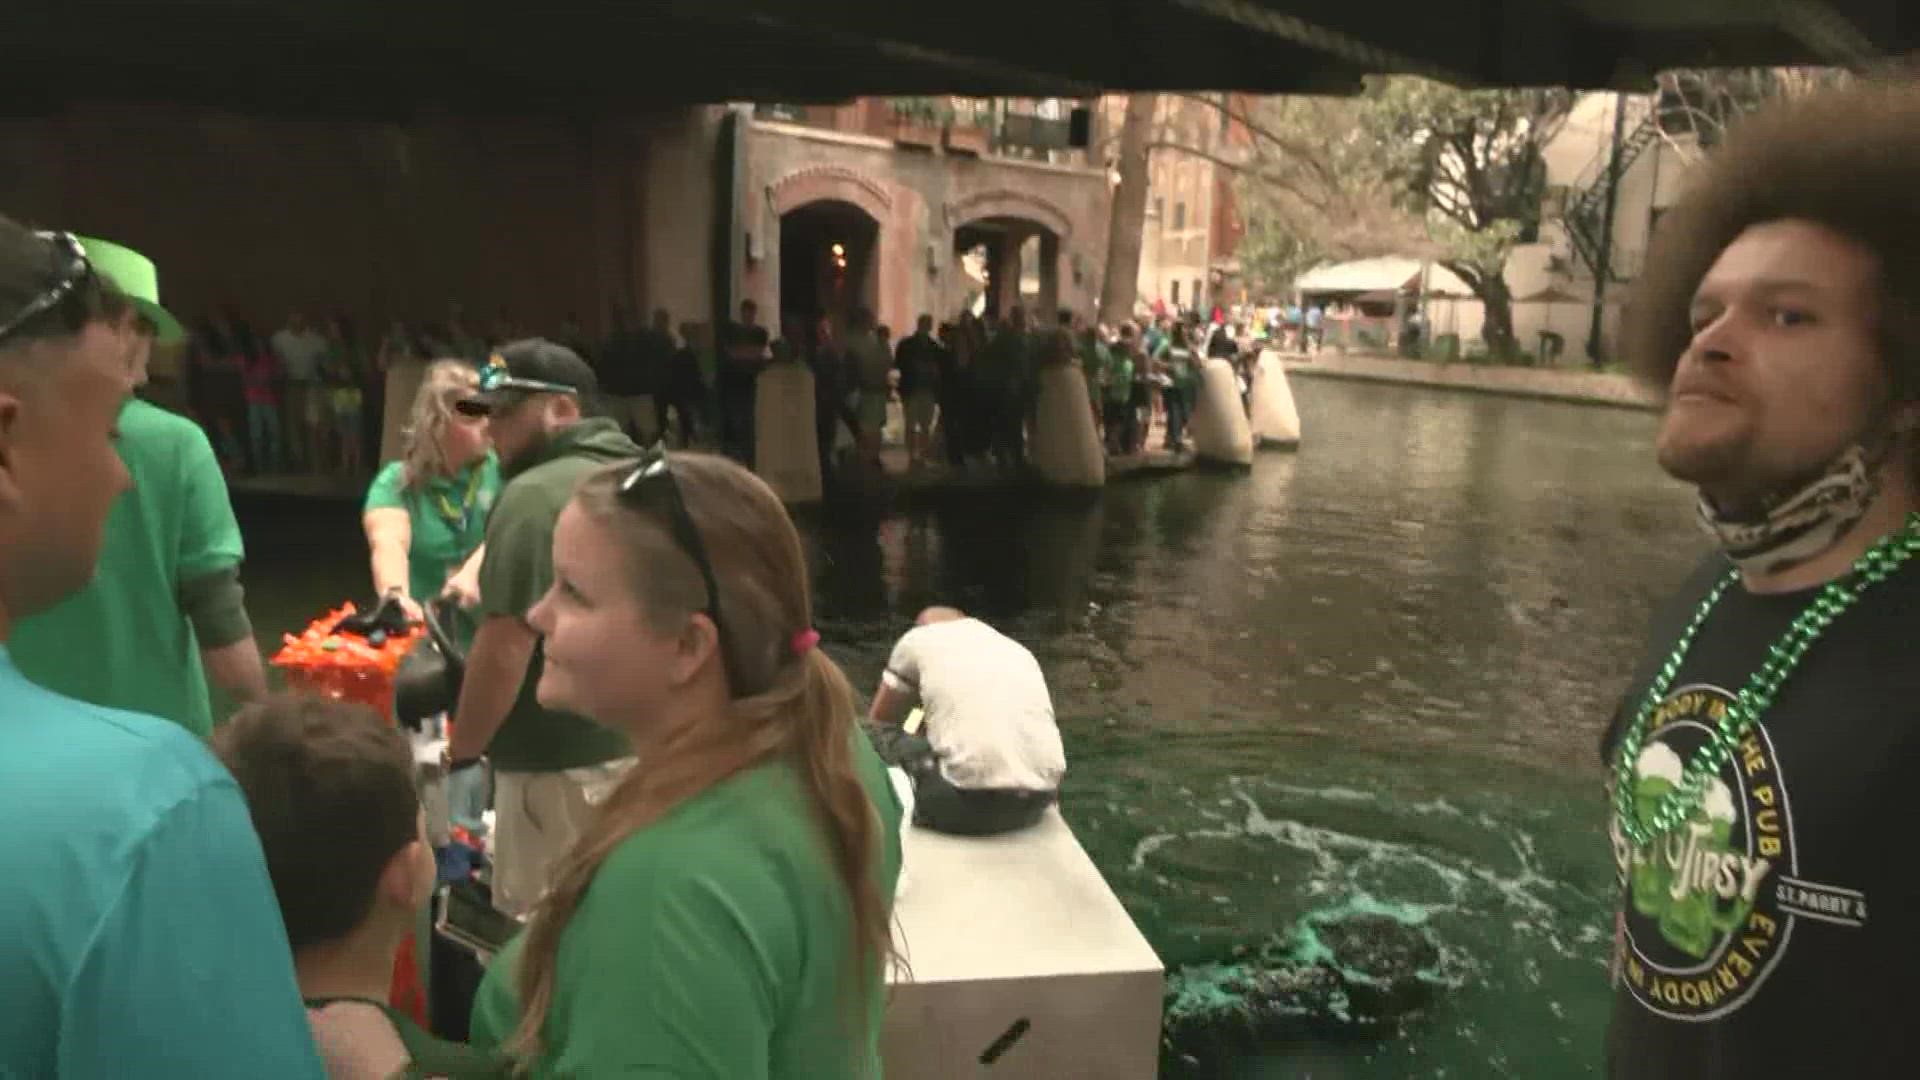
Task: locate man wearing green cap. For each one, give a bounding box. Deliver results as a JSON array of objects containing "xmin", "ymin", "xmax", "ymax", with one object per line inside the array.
[{"xmin": 9, "ymin": 236, "xmax": 267, "ymax": 735}]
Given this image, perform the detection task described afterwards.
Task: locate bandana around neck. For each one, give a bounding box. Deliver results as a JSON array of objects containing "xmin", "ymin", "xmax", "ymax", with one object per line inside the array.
[{"xmin": 1696, "ymin": 443, "xmax": 1881, "ymax": 577}]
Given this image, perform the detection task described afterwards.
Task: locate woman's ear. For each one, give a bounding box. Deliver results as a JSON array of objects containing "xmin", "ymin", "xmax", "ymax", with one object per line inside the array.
[{"xmin": 674, "ymin": 611, "xmax": 723, "ymax": 687}]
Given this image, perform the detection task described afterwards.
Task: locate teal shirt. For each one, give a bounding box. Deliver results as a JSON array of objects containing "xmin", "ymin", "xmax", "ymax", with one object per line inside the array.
[
  {"xmin": 364, "ymin": 454, "xmax": 502, "ymax": 607},
  {"xmin": 0, "ymin": 648, "xmax": 324, "ymax": 1078},
  {"xmin": 11, "ymin": 398, "xmax": 245, "ymax": 737},
  {"xmin": 470, "ymin": 730, "xmax": 903, "ymax": 1077}
]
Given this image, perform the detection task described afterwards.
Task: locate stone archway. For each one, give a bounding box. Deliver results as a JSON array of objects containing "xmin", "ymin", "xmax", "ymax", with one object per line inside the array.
[
  {"xmin": 948, "ymin": 189, "xmax": 1076, "ymax": 320},
  {"xmin": 768, "ymin": 165, "xmax": 894, "ymax": 225},
  {"xmin": 779, "ymin": 198, "xmax": 880, "ymax": 338},
  {"xmin": 764, "ymin": 167, "xmax": 897, "ymax": 336},
  {"xmin": 948, "ymin": 188, "xmax": 1074, "ymax": 243}
]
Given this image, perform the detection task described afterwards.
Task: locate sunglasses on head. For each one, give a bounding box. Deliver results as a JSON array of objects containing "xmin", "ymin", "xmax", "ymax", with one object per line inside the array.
[
  {"xmin": 477, "ymin": 361, "xmax": 576, "ymax": 397},
  {"xmin": 0, "ymin": 232, "xmax": 93, "ymax": 346},
  {"xmin": 620, "ymin": 445, "xmax": 722, "ymax": 635}
]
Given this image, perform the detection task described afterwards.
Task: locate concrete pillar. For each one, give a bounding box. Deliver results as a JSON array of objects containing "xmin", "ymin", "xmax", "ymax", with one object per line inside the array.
[
  {"xmin": 1036, "ymin": 232, "xmax": 1061, "ymax": 321},
  {"xmin": 988, "ymin": 236, "xmax": 1020, "ymax": 318}
]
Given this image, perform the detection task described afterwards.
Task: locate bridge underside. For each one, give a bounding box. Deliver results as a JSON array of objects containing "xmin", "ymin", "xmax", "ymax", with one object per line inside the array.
[{"xmin": 9, "ymin": 0, "xmax": 1913, "ymax": 119}]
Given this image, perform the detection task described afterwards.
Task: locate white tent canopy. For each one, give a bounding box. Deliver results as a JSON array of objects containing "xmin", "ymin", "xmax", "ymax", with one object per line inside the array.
[{"xmin": 1293, "ymin": 257, "xmax": 1473, "ymax": 299}]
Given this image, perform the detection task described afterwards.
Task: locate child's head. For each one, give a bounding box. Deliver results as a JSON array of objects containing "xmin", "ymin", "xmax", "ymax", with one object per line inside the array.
[{"xmin": 211, "ymin": 694, "xmax": 435, "ymax": 954}]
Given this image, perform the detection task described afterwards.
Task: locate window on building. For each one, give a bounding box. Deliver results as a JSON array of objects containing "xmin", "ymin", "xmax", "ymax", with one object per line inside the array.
[
  {"xmin": 1174, "ymin": 201, "xmax": 1187, "ymax": 230},
  {"xmin": 1192, "ymin": 278, "xmax": 1204, "ymax": 307},
  {"xmin": 1151, "ymin": 197, "xmax": 1164, "ymax": 221},
  {"xmin": 1171, "ymin": 280, "xmax": 1182, "ymax": 304}
]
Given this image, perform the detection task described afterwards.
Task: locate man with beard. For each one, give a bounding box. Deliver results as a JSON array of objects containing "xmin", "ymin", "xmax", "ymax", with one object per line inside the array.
[
  {"xmin": 1600, "ymin": 83, "xmax": 1920, "ymax": 1076},
  {"xmin": 444, "ymin": 340, "xmax": 638, "ymax": 917}
]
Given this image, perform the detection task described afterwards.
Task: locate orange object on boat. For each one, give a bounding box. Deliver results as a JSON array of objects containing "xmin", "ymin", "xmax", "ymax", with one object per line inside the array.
[{"xmin": 269, "ymin": 602, "xmax": 426, "ymax": 719}]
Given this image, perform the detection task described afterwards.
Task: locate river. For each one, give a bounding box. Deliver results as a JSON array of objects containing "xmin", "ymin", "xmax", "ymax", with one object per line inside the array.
[{"xmin": 235, "ymin": 376, "xmax": 1707, "ymax": 1077}]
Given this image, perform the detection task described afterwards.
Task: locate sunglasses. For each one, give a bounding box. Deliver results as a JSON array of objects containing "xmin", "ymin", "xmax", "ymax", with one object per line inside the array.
[
  {"xmin": 620, "ymin": 446, "xmax": 722, "ymax": 635},
  {"xmin": 0, "ymin": 232, "xmax": 93, "ymax": 346},
  {"xmin": 477, "ymin": 360, "xmax": 577, "ymax": 397}
]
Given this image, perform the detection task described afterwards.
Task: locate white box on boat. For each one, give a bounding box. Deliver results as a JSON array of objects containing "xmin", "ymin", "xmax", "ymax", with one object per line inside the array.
[{"xmin": 883, "ymin": 807, "xmax": 1164, "ymax": 1079}]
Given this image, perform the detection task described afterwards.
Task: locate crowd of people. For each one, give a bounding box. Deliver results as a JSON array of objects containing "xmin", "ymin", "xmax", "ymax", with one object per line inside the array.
[
  {"xmin": 164, "ymin": 287, "xmax": 1279, "ymax": 493},
  {"xmin": 698, "ymin": 299, "xmax": 1267, "ymax": 483},
  {"xmin": 0, "ymin": 220, "xmax": 1071, "ymax": 1078},
  {"xmin": 5, "ymin": 77, "xmax": 1919, "ymax": 1080}
]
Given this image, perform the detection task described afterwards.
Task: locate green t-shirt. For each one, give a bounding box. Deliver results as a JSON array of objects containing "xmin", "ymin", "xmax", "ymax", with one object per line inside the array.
[
  {"xmin": 363, "ymin": 454, "xmax": 502, "ymax": 606},
  {"xmin": 470, "ymin": 729, "xmax": 905, "ymax": 1078},
  {"xmin": 1105, "ymin": 354, "xmax": 1136, "ymax": 404},
  {"xmin": 11, "ymin": 399, "xmax": 244, "ymax": 737},
  {"xmin": 1168, "ymin": 347, "xmax": 1199, "ymax": 393},
  {"xmin": 478, "ymin": 419, "xmax": 638, "ymax": 772}
]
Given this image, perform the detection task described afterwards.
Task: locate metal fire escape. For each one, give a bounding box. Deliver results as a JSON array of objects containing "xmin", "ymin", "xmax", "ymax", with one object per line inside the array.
[{"xmin": 1562, "ymin": 101, "xmax": 1661, "ymax": 285}]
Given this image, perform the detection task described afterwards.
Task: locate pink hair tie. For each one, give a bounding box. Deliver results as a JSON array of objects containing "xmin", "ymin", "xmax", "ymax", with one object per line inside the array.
[{"xmin": 791, "ymin": 628, "xmax": 821, "ymax": 656}]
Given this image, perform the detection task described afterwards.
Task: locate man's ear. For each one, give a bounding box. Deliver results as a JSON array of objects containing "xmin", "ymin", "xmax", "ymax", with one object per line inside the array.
[
  {"xmin": 547, "ymin": 393, "xmax": 582, "ymax": 428},
  {"xmin": 1894, "ymin": 400, "xmax": 1920, "ymax": 436},
  {"xmin": 0, "ymin": 391, "xmax": 27, "ymax": 515},
  {"xmin": 377, "ymin": 837, "xmax": 433, "ymax": 910}
]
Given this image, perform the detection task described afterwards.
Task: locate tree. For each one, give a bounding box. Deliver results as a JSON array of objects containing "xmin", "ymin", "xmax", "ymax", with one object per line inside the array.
[
  {"xmin": 1366, "ymin": 79, "xmax": 1573, "ymax": 358},
  {"xmin": 1188, "ymin": 94, "xmax": 1433, "ymax": 292},
  {"xmin": 1140, "ymin": 83, "xmax": 1571, "ymax": 358},
  {"xmin": 1098, "ymin": 93, "xmax": 1156, "ymax": 326},
  {"xmin": 1652, "ymin": 67, "xmax": 1848, "ymax": 166}
]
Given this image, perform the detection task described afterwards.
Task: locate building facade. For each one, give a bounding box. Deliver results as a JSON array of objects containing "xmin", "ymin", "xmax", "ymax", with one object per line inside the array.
[
  {"xmin": 1101, "ymin": 93, "xmax": 1249, "ymax": 318},
  {"xmin": 0, "ymin": 96, "xmax": 1109, "ymax": 363},
  {"xmin": 733, "ymin": 97, "xmax": 1111, "ymax": 336}
]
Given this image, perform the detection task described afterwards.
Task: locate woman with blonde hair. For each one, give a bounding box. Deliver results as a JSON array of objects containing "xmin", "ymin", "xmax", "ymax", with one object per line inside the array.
[
  {"xmin": 468, "ymin": 450, "xmax": 903, "ymax": 1077},
  {"xmin": 362, "ymin": 360, "xmax": 500, "ymax": 630}
]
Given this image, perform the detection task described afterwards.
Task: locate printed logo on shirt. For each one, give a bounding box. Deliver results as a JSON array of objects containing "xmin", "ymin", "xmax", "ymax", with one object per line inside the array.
[{"xmin": 1608, "ymin": 683, "xmax": 1867, "ymax": 1021}]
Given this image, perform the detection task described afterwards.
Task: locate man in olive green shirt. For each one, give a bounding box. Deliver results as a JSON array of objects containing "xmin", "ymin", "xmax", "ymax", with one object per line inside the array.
[
  {"xmin": 444, "ymin": 340, "xmax": 639, "ymax": 916},
  {"xmin": 10, "ymin": 238, "xmax": 266, "ymax": 736}
]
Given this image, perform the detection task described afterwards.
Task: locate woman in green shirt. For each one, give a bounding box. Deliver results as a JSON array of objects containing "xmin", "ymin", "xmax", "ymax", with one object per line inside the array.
[
  {"xmin": 469, "ymin": 451, "xmax": 903, "ymax": 1078},
  {"xmin": 362, "ymin": 360, "xmax": 501, "ymax": 636}
]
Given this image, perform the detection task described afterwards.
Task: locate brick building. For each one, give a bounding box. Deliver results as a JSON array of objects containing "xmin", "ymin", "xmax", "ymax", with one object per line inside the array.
[{"xmin": 735, "ymin": 98, "xmax": 1111, "ymax": 336}]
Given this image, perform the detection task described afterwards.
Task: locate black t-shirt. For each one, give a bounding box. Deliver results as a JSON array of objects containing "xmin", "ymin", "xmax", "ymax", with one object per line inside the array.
[
  {"xmin": 895, "ymin": 333, "xmax": 944, "ymax": 396},
  {"xmin": 720, "ymin": 321, "xmax": 769, "ymax": 392},
  {"xmin": 1600, "ymin": 552, "xmax": 1920, "ymax": 1078},
  {"xmin": 596, "ymin": 331, "xmax": 644, "ymax": 395}
]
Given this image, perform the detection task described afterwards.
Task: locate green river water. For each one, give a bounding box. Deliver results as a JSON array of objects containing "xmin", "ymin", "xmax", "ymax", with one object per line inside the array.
[{"xmin": 234, "ymin": 377, "xmax": 1707, "ymax": 1077}]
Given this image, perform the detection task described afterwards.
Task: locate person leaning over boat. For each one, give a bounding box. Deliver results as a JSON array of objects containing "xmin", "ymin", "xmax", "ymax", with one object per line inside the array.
[
  {"xmin": 0, "ymin": 221, "xmax": 322, "ymax": 1077},
  {"xmin": 1599, "ymin": 82, "xmax": 1920, "ymax": 1078},
  {"xmin": 466, "ymin": 451, "xmax": 902, "ymax": 1077},
  {"xmin": 441, "ymin": 341, "xmax": 639, "ymax": 918},
  {"xmin": 10, "ymin": 236, "xmax": 269, "ymax": 736},
  {"xmin": 868, "ymin": 606, "xmax": 1064, "ymax": 836},
  {"xmin": 362, "ymin": 359, "xmax": 501, "ymax": 638}
]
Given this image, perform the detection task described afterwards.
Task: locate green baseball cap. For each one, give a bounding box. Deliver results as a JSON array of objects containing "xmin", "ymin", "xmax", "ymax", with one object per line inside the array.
[{"xmin": 76, "ymin": 235, "xmax": 184, "ymax": 345}]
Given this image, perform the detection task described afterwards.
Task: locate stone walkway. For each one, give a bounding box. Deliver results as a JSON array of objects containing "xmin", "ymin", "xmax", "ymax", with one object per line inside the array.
[{"xmin": 1279, "ymin": 350, "xmax": 1662, "ymax": 412}]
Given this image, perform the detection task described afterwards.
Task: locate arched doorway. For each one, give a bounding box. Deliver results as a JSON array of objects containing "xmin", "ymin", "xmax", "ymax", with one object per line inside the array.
[
  {"xmin": 948, "ymin": 192, "xmax": 1074, "ymax": 324},
  {"xmin": 953, "ymin": 217, "xmax": 1060, "ymax": 322},
  {"xmin": 780, "ymin": 199, "xmax": 879, "ymax": 337}
]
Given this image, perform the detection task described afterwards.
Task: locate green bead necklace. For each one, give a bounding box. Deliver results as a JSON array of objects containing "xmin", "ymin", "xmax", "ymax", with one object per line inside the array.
[{"xmin": 1611, "ymin": 512, "xmax": 1920, "ymax": 849}]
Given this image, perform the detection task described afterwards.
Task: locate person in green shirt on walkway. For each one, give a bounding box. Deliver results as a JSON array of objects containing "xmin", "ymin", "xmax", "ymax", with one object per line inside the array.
[
  {"xmin": 1104, "ymin": 337, "xmax": 1138, "ymax": 456},
  {"xmin": 467, "ymin": 450, "xmax": 901, "ymax": 1078},
  {"xmin": 10, "ymin": 235, "xmax": 269, "ymax": 737},
  {"xmin": 442, "ymin": 341, "xmax": 639, "ymax": 917},
  {"xmin": 362, "ymin": 359, "xmax": 501, "ymax": 642},
  {"xmin": 213, "ymin": 694, "xmax": 509, "ymax": 1079},
  {"xmin": 1160, "ymin": 324, "xmax": 1200, "ymax": 452}
]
